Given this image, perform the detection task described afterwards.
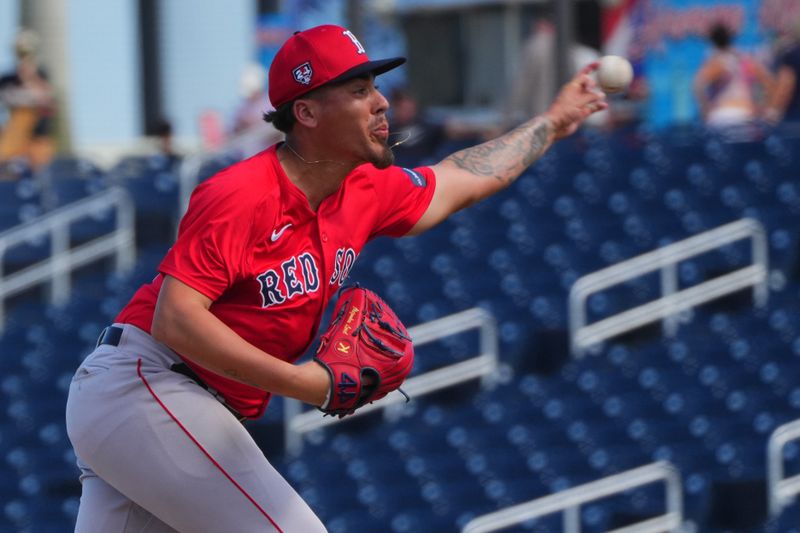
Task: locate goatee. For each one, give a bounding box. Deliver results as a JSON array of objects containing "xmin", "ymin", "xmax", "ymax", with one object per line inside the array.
[{"xmin": 372, "ymin": 145, "xmax": 394, "ymax": 170}]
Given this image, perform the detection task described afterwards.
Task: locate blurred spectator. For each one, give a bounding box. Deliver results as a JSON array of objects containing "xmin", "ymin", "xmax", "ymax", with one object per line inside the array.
[
  {"xmin": 606, "ymin": 75, "xmax": 649, "ymax": 130},
  {"xmin": 232, "ymin": 62, "xmax": 271, "ymax": 135},
  {"xmin": 388, "ymin": 87, "xmax": 447, "ymax": 167},
  {"xmin": 153, "ymin": 118, "xmax": 181, "ymax": 169},
  {"xmin": 388, "ymin": 88, "xmax": 492, "ymax": 168},
  {"xmin": 229, "ymin": 62, "xmax": 282, "ymax": 157},
  {"xmin": 767, "ymin": 22, "xmax": 800, "ymax": 123},
  {"xmin": 507, "ymin": 18, "xmax": 608, "ymax": 128},
  {"xmin": 693, "ymin": 23, "xmax": 774, "ymax": 130},
  {"xmin": 0, "ymin": 28, "xmax": 56, "ymax": 171},
  {"xmin": 199, "ymin": 109, "xmax": 226, "ymax": 151},
  {"xmin": 508, "ymin": 19, "xmax": 558, "ymax": 121}
]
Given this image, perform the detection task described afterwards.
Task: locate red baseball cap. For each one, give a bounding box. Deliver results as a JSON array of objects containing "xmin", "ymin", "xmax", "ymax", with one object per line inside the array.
[{"xmin": 268, "ymin": 24, "xmax": 405, "ymax": 108}]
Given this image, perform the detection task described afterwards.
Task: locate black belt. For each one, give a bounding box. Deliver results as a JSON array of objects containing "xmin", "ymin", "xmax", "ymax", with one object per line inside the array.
[{"xmin": 96, "ymin": 325, "xmax": 247, "ymax": 422}]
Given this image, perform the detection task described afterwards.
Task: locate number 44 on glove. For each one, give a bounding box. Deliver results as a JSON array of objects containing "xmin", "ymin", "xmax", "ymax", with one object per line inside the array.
[{"xmin": 314, "ymin": 286, "xmax": 414, "ymax": 418}]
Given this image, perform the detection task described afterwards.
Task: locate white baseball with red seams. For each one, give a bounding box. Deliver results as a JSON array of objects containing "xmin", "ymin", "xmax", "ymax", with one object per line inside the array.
[{"xmin": 597, "ymin": 55, "xmax": 633, "ymax": 94}]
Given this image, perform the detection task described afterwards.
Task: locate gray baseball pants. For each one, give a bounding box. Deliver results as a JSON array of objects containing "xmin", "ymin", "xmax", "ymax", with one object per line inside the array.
[{"xmin": 65, "ymin": 323, "xmax": 326, "ymax": 532}]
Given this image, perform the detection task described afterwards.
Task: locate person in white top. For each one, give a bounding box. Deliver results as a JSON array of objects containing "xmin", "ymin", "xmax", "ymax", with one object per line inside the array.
[{"xmin": 694, "ymin": 23, "xmax": 774, "ymax": 129}]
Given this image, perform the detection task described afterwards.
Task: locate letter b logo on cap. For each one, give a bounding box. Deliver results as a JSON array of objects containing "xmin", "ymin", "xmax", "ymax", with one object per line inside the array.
[{"xmin": 342, "ymin": 30, "xmax": 365, "ymax": 55}]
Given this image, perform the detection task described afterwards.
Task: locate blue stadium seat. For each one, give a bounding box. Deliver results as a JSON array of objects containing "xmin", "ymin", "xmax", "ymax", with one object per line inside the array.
[
  {"xmin": 41, "ymin": 157, "xmax": 105, "ymax": 209},
  {"xmin": 0, "ymin": 178, "xmax": 42, "ymax": 231},
  {"xmin": 321, "ymin": 509, "xmax": 390, "ymax": 533},
  {"xmin": 2, "ymin": 234, "xmax": 51, "ymax": 272},
  {"xmin": 106, "ymin": 155, "xmax": 180, "ymax": 246}
]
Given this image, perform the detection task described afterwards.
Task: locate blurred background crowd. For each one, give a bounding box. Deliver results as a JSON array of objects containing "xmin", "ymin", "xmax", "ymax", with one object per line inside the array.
[
  {"xmin": 4, "ymin": 1, "xmax": 800, "ymax": 532},
  {"xmin": 0, "ymin": 0, "xmax": 798, "ymax": 175}
]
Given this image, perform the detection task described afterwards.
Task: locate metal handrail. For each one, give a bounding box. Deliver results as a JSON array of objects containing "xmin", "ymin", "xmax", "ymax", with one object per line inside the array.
[
  {"xmin": 768, "ymin": 418, "xmax": 800, "ymax": 516},
  {"xmin": 0, "ymin": 187, "xmax": 135, "ymax": 330},
  {"xmin": 284, "ymin": 307, "xmax": 499, "ymax": 456},
  {"xmin": 462, "ymin": 461, "xmax": 683, "ymax": 533},
  {"xmin": 569, "ymin": 218, "xmax": 768, "ymax": 356}
]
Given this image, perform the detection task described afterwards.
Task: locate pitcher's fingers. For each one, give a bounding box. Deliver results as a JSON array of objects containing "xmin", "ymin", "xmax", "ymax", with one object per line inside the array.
[
  {"xmin": 580, "ymin": 89, "xmax": 606, "ymax": 106},
  {"xmin": 574, "ymin": 72, "xmax": 599, "ymax": 92},
  {"xmin": 579, "ymin": 61, "xmax": 600, "ymax": 76},
  {"xmin": 583, "ymin": 74, "xmax": 599, "ymax": 91}
]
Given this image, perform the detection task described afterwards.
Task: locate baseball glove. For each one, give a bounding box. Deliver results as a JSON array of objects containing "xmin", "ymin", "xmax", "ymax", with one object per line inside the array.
[{"xmin": 315, "ymin": 286, "xmax": 414, "ymax": 418}]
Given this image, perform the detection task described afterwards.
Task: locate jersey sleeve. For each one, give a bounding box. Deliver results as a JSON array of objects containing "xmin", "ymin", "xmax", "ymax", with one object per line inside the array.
[
  {"xmin": 369, "ymin": 165, "xmax": 437, "ymax": 238},
  {"xmin": 158, "ymin": 175, "xmax": 269, "ymax": 300}
]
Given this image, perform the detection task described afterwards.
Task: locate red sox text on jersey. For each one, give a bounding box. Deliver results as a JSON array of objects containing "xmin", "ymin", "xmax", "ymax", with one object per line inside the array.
[{"xmin": 257, "ymin": 247, "xmax": 356, "ymax": 308}]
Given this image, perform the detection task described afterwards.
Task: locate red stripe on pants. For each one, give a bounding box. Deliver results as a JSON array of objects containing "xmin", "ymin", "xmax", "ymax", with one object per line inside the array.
[{"xmin": 136, "ymin": 359, "xmax": 283, "ymax": 532}]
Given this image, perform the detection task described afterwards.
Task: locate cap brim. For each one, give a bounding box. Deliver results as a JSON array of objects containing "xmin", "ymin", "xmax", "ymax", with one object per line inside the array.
[{"xmin": 328, "ymin": 57, "xmax": 406, "ymax": 86}]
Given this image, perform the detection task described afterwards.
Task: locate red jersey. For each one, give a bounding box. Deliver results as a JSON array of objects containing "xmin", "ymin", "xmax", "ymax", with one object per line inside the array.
[{"xmin": 117, "ymin": 145, "xmax": 436, "ymax": 418}]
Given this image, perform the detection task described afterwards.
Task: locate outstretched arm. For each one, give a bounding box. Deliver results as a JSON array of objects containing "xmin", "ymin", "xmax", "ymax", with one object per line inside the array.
[{"xmin": 407, "ymin": 63, "xmax": 607, "ymax": 236}]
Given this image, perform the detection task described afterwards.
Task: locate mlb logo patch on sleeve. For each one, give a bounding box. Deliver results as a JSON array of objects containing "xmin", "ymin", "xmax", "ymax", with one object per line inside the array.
[{"xmin": 401, "ymin": 168, "xmax": 426, "ymax": 187}]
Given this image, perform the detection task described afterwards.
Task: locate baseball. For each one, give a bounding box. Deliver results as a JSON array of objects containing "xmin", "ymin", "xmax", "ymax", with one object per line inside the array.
[{"xmin": 597, "ymin": 55, "xmax": 633, "ymax": 94}]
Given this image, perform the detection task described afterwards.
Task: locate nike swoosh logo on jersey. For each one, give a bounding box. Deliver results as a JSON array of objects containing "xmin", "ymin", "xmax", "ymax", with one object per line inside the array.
[{"xmin": 270, "ymin": 224, "xmax": 292, "ymax": 242}]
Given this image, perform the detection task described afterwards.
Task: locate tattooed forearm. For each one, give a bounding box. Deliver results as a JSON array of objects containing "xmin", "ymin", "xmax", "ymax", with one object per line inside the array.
[{"xmin": 443, "ymin": 117, "xmax": 553, "ymax": 183}]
